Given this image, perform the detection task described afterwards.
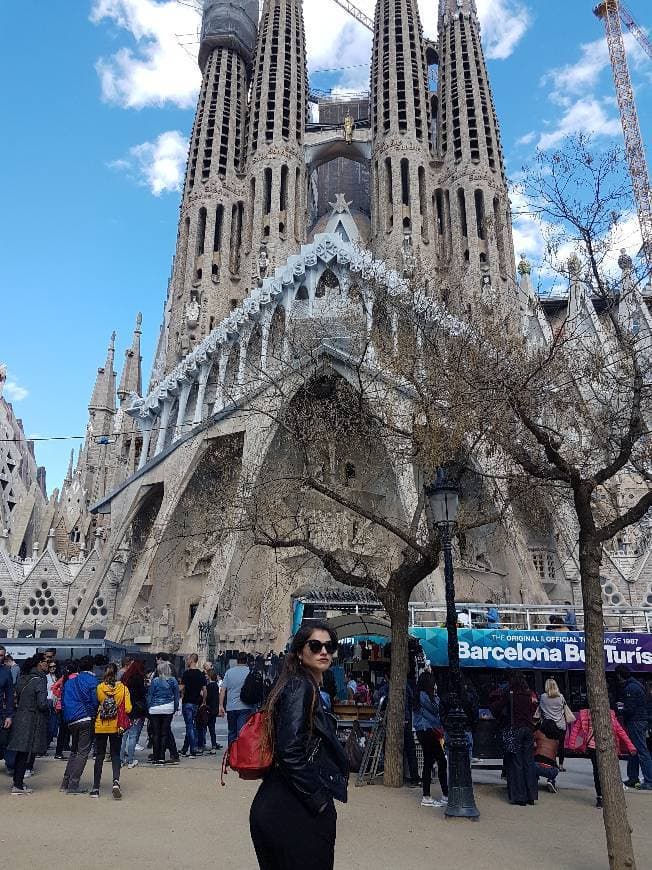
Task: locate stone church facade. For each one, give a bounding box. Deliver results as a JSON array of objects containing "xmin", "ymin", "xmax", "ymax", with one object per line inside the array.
[{"xmin": 3, "ymin": 0, "xmax": 652, "ymax": 648}]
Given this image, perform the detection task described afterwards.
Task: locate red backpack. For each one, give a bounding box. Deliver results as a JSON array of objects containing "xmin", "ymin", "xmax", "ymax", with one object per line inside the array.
[{"xmin": 221, "ymin": 711, "xmax": 273, "ymax": 785}]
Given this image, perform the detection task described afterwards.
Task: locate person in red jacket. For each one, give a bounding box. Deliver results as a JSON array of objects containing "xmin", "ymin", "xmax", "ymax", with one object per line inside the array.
[{"xmin": 565, "ymin": 707, "xmax": 636, "ymax": 808}]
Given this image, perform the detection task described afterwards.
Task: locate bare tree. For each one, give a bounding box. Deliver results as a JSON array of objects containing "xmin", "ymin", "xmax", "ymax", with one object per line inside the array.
[
  {"xmin": 415, "ymin": 136, "xmax": 650, "ymax": 870},
  {"xmin": 236, "ymin": 325, "xmax": 509, "ymax": 787}
]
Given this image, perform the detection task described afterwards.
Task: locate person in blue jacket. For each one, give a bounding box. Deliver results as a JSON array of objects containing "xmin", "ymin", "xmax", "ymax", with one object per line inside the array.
[
  {"xmin": 147, "ymin": 661, "xmax": 180, "ymax": 764},
  {"xmin": 413, "ymin": 671, "xmax": 448, "ymax": 807},
  {"xmin": 616, "ymin": 664, "xmax": 652, "ymax": 790},
  {"xmin": 60, "ymin": 656, "xmax": 99, "ymax": 794}
]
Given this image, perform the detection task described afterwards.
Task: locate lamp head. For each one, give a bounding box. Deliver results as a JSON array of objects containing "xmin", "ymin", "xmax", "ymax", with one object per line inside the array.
[{"xmin": 426, "ymin": 466, "xmax": 460, "ymax": 527}]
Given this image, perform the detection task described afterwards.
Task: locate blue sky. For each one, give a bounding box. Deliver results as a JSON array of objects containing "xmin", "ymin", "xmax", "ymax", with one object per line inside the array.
[{"xmin": 1, "ymin": 0, "xmax": 651, "ymax": 492}]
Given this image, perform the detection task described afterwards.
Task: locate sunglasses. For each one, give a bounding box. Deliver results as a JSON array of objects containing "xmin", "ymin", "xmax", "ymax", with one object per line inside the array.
[{"xmin": 305, "ymin": 640, "xmax": 337, "ymax": 655}]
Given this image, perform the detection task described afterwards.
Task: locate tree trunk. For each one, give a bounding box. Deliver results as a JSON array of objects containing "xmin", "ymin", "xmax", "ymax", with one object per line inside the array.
[
  {"xmin": 383, "ymin": 586, "xmax": 410, "ymax": 788},
  {"xmin": 579, "ymin": 530, "xmax": 637, "ymax": 870}
]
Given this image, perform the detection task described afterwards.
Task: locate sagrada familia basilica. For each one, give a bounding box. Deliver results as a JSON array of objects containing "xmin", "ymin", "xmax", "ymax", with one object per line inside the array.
[{"xmin": 2, "ymin": 0, "xmax": 652, "ymax": 650}]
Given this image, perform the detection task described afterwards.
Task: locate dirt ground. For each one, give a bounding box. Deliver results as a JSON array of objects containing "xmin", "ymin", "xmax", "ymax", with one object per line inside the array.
[{"xmin": 2, "ymin": 756, "xmax": 651, "ymax": 870}]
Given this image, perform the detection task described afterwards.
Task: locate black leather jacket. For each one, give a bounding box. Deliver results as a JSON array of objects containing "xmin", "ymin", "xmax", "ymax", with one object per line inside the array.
[{"xmin": 272, "ymin": 673, "xmax": 349, "ymax": 815}]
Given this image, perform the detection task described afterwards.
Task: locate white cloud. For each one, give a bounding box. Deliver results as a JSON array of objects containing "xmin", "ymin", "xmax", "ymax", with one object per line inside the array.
[
  {"xmin": 603, "ymin": 211, "xmax": 644, "ymax": 276},
  {"xmin": 516, "ymin": 131, "xmax": 536, "ymax": 146},
  {"xmin": 91, "ymin": 0, "xmax": 531, "ymax": 109},
  {"xmin": 474, "ymin": 0, "xmax": 531, "ymax": 60},
  {"xmin": 542, "ymin": 38, "xmax": 610, "ymax": 106},
  {"xmin": 3, "ymin": 378, "xmax": 29, "ymax": 402},
  {"xmin": 91, "ymin": 0, "xmax": 201, "ymax": 109},
  {"xmin": 534, "ymin": 31, "xmax": 650, "ymax": 150},
  {"xmin": 537, "ymin": 98, "xmax": 621, "ymax": 150},
  {"xmin": 543, "ymin": 33, "xmax": 649, "ymax": 107},
  {"xmin": 110, "ymin": 130, "xmax": 188, "ymax": 195},
  {"xmin": 510, "ymin": 186, "xmax": 545, "ymax": 262}
]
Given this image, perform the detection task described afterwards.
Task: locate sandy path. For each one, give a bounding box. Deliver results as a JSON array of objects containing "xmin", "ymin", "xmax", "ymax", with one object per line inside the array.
[{"xmin": 2, "ymin": 757, "xmax": 651, "ymax": 870}]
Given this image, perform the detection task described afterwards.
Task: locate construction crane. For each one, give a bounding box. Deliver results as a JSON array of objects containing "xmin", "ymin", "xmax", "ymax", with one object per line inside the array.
[
  {"xmin": 619, "ymin": 2, "xmax": 652, "ymax": 59},
  {"xmin": 594, "ymin": 1, "xmax": 652, "ymax": 270},
  {"xmin": 331, "ymin": 0, "xmax": 373, "ymax": 32}
]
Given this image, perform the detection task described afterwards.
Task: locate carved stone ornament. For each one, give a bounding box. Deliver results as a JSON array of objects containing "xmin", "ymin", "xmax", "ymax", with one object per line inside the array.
[{"xmin": 186, "ymin": 298, "xmax": 201, "ymax": 328}]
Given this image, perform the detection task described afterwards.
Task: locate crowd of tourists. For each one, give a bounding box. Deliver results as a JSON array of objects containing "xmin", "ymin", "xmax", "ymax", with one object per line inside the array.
[
  {"xmin": 485, "ymin": 667, "xmax": 652, "ymax": 808},
  {"xmin": 1, "ymin": 631, "xmax": 651, "ymax": 870},
  {"xmin": 0, "ymin": 642, "xmax": 275, "ymax": 797}
]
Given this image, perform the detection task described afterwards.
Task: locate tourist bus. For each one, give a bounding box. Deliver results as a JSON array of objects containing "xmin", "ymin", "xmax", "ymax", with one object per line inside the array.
[{"xmin": 411, "ymin": 623, "xmax": 652, "ymax": 759}]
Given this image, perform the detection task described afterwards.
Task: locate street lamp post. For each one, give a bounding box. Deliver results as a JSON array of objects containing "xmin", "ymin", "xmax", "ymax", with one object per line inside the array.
[{"xmin": 425, "ymin": 467, "xmax": 480, "ymax": 820}]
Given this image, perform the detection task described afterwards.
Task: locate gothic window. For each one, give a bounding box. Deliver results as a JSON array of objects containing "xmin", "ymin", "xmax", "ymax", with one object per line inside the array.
[
  {"xmin": 400, "ymin": 159, "xmax": 410, "ymax": 207},
  {"xmin": 474, "ymin": 190, "xmax": 486, "ymax": 240},
  {"xmin": 230, "ymin": 203, "xmax": 244, "ymax": 275},
  {"xmin": 247, "ymin": 180, "xmax": 255, "ymax": 251},
  {"xmin": 457, "ymin": 189, "xmax": 468, "ymax": 237},
  {"xmin": 0, "ymin": 589, "xmax": 9, "ymax": 617},
  {"xmin": 295, "ymin": 168, "xmax": 303, "ymax": 241},
  {"xmin": 213, "ymin": 205, "xmax": 224, "ymax": 253},
  {"xmin": 384, "ymin": 158, "xmax": 393, "ymax": 232},
  {"xmin": 263, "ymin": 167, "xmax": 273, "ymax": 230},
  {"xmin": 280, "ymin": 165, "xmax": 289, "ymax": 237},
  {"xmin": 418, "ymin": 167, "xmax": 429, "ymax": 242},
  {"xmin": 196, "ymin": 208, "xmax": 207, "ymax": 261},
  {"xmin": 316, "ymin": 269, "xmax": 339, "ymax": 299}
]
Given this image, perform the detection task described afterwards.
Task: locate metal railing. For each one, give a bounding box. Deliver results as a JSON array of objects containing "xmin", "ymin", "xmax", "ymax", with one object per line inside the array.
[{"xmin": 408, "ymin": 602, "xmax": 652, "ymax": 634}]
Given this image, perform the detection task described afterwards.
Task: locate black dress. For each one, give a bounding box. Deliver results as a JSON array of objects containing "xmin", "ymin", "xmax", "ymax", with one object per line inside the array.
[{"xmin": 250, "ymin": 674, "xmax": 349, "ymax": 870}]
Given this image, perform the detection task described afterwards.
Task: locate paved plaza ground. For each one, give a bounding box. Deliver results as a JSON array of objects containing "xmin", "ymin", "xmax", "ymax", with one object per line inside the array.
[{"xmin": 3, "ymin": 743, "xmax": 651, "ymax": 870}]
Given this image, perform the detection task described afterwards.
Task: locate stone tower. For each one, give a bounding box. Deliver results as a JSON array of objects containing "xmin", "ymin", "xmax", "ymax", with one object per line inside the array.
[
  {"xmin": 82, "ymin": 333, "xmax": 117, "ymax": 506},
  {"xmin": 245, "ymin": 0, "xmax": 308, "ymax": 275},
  {"xmin": 113, "ymin": 313, "xmax": 144, "ymax": 488},
  {"xmin": 159, "ymin": 0, "xmax": 259, "ymax": 375},
  {"xmin": 370, "ymin": 0, "xmax": 435, "ymax": 275},
  {"xmin": 434, "ymin": 0, "xmax": 515, "ymax": 302}
]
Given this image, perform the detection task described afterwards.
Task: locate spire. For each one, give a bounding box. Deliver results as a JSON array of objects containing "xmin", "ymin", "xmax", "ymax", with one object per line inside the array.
[
  {"xmin": 370, "ymin": 0, "xmax": 434, "ymax": 272},
  {"xmin": 245, "ymin": 0, "xmax": 309, "ymax": 266},
  {"xmin": 155, "ymin": 1, "xmax": 259, "ymax": 377},
  {"xmin": 117, "ymin": 313, "xmax": 143, "ymax": 404},
  {"xmin": 89, "ymin": 332, "xmax": 117, "ymax": 414},
  {"xmin": 65, "ymin": 448, "xmax": 75, "ymax": 483},
  {"xmin": 434, "ymin": 0, "xmax": 516, "ymax": 298}
]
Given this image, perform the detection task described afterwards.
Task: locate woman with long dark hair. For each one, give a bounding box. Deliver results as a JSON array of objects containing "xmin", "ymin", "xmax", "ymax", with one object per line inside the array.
[
  {"xmin": 413, "ymin": 671, "xmax": 448, "ymax": 807},
  {"xmin": 249, "ymin": 621, "xmax": 349, "ymax": 870},
  {"xmin": 121, "ymin": 659, "xmax": 147, "ymax": 768}
]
